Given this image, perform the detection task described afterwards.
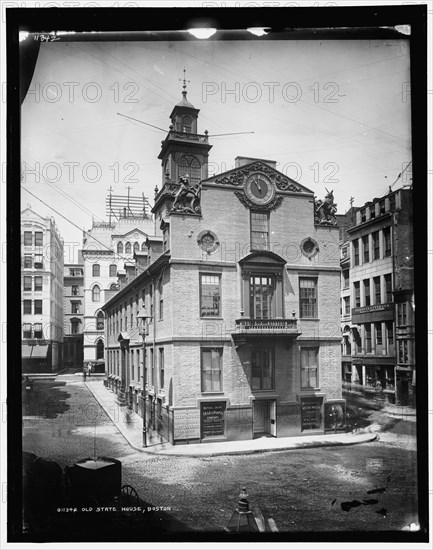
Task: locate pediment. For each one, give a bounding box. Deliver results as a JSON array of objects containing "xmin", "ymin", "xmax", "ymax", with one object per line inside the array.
[
  {"xmin": 202, "ymin": 160, "xmax": 314, "ymax": 194},
  {"xmin": 239, "ymin": 251, "xmax": 287, "ymax": 267},
  {"xmin": 112, "ymin": 228, "xmax": 149, "ymax": 239}
]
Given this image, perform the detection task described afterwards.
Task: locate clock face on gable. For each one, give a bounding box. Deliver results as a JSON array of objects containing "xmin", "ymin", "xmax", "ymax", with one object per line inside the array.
[{"xmin": 244, "ymin": 173, "xmax": 275, "ymax": 205}]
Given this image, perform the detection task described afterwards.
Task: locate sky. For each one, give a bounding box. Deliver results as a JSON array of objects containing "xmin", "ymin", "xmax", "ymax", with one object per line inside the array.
[{"xmin": 20, "ymin": 36, "xmax": 412, "ymax": 262}]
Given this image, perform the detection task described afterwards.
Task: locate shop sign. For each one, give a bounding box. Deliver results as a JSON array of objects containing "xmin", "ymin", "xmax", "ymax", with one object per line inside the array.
[
  {"xmin": 173, "ymin": 409, "xmax": 200, "ymax": 440},
  {"xmin": 201, "ymin": 402, "xmax": 226, "ymax": 438},
  {"xmin": 300, "ymin": 397, "xmax": 323, "ymax": 432}
]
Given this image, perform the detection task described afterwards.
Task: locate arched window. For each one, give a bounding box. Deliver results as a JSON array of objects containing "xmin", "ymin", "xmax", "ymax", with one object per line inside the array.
[
  {"xmin": 109, "ymin": 264, "xmax": 117, "ymax": 277},
  {"xmin": 92, "ymin": 285, "xmax": 100, "ymax": 302},
  {"xmin": 96, "ymin": 339, "xmax": 104, "ymax": 360},
  {"xmin": 117, "ymin": 242, "xmax": 123, "ymax": 254},
  {"xmin": 70, "ymin": 318, "xmax": 81, "ymax": 335},
  {"xmin": 182, "ymin": 115, "xmax": 192, "ymax": 133},
  {"xmin": 141, "ymin": 242, "xmax": 146, "ymax": 251},
  {"xmin": 96, "ymin": 311, "xmax": 104, "ymax": 330},
  {"xmin": 133, "ymin": 242, "xmax": 139, "ymax": 253},
  {"xmin": 92, "ymin": 264, "xmax": 100, "ymax": 277},
  {"xmin": 125, "ymin": 242, "xmax": 132, "ymax": 254},
  {"xmin": 179, "ymin": 155, "xmax": 201, "ymax": 186}
]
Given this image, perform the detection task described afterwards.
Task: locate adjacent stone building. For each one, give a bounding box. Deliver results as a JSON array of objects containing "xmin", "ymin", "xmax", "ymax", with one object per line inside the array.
[
  {"xmin": 82, "ymin": 213, "xmax": 153, "ymax": 362},
  {"xmin": 340, "ymin": 188, "xmax": 414, "ymax": 406},
  {"xmin": 21, "ymin": 207, "xmax": 64, "ymax": 372},
  {"xmin": 63, "ymin": 255, "xmax": 84, "ymax": 368},
  {"xmin": 103, "ymin": 87, "xmax": 344, "ymax": 446}
]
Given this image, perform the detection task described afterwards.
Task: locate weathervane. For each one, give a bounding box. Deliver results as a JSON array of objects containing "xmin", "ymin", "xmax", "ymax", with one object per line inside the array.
[{"xmin": 179, "ymin": 68, "xmax": 190, "ymax": 92}]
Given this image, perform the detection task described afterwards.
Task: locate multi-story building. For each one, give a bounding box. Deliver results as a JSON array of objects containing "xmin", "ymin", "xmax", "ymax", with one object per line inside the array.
[
  {"xmin": 82, "ymin": 213, "xmax": 153, "ymax": 362},
  {"xmin": 341, "ymin": 188, "xmax": 414, "ymax": 406},
  {"xmin": 63, "ymin": 255, "xmax": 84, "ymax": 368},
  {"xmin": 21, "ymin": 207, "xmax": 64, "ymax": 372},
  {"xmin": 103, "ymin": 86, "xmax": 344, "ymax": 446}
]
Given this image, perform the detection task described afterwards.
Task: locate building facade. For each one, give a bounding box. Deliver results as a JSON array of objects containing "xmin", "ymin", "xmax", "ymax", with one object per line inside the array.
[
  {"xmin": 341, "ymin": 189, "xmax": 414, "ymax": 406},
  {"xmin": 103, "ymin": 88, "xmax": 344, "ymax": 446},
  {"xmin": 82, "ymin": 214, "xmax": 154, "ymax": 363},
  {"xmin": 21, "ymin": 207, "xmax": 64, "ymax": 372},
  {"xmin": 63, "ymin": 256, "xmax": 84, "ymax": 368}
]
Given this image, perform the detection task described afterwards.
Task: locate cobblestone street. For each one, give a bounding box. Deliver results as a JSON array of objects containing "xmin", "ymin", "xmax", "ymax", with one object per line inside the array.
[{"xmin": 22, "ymin": 375, "xmax": 419, "ymax": 538}]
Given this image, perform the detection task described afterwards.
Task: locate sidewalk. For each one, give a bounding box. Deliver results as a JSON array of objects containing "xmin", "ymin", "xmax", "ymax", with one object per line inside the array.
[{"xmin": 85, "ymin": 379, "xmax": 378, "ymax": 457}]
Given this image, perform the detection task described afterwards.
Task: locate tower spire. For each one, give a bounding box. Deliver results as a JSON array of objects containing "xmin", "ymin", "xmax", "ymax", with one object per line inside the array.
[{"xmin": 180, "ymin": 68, "xmax": 190, "ymax": 99}]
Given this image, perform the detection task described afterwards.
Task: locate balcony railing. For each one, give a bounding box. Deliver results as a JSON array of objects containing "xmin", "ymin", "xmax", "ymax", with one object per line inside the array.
[
  {"xmin": 167, "ymin": 130, "xmax": 208, "ymax": 143},
  {"xmin": 235, "ymin": 318, "xmax": 300, "ymax": 333}
]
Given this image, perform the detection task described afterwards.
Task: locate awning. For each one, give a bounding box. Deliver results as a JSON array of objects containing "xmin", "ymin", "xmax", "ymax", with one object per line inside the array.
[{"xmin": 22, "ymin": 344, "xmax": 48, "ymax": 359}]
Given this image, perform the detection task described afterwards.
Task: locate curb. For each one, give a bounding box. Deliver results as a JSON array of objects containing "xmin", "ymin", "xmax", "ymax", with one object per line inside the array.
[
  {"xmin": 143, "ymin": 433, "xmax": 378, "ymax": 457},
  {"xmin": 85, "ymin": 382, "xmax": 379, "ymax": 457}
]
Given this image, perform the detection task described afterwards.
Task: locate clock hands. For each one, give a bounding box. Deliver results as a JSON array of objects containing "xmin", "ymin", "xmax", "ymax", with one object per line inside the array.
[{"xmin": 254, "ymin": 175, "xmax": 262, "ymax": 195}]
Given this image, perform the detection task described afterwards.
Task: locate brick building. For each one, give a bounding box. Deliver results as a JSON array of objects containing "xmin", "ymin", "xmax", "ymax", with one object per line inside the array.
[
  {"xmin": 21, "ymin": 207, "xmax": 64, "ymax": 372},
  {"xmin": 103, "ymin": 87, "xmax": 344, "ymax": 445},
  {"xmin": 340, "ymin": 188, "xmax": 414, "ymax": 406}
]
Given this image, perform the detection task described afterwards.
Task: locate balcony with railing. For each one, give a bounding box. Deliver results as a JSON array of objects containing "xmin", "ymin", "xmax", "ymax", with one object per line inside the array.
[
  {"xmin": 232, "ymin": 317, "xmax": 301, "ymax": 345},
  {"xmin": 166, "ymin": 130, "xmax": 209, "ymax": 144}
]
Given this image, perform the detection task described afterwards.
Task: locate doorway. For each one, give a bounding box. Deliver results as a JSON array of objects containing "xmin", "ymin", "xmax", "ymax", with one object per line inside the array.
[{"xmin": 253, "ymin": 400, "xmax": 276, "ymax": 437}]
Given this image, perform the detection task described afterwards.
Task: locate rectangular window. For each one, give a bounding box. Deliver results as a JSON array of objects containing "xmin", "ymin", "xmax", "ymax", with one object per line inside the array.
[
  {"xmin": 159, "ymin": 299, "xmax": 164, "ymax": 321},
  {"xmin": 375, "ymin": 322, "xmax": 382, "ymax": 346},
  {"xmin": 397, "ymin": 303, "xmax": 407, "ymax": 326},
  {"xmin": 200, "ymin": 274, "xmax": 221, "ymax": 317},
  {"xmin": 163, "ymin": 228, "xmax": 168, "ymax": 252},
  {"xmin": 149, "ymin": 285, "xmax": 154, "ymax": 320},
  {"xmin": 72, "ymin": 285, "xmax": 79, "ymax": 296},
  {"xmin": 251, "ymin": 347, "xmax": 274, "ymax": 390},
  {"xmin": 23, "ymin": 300, "xmax": 32, "ymax": 314},
  {"xmin": 398, "ymin": 340, "xmax": 409, "ymax": 363},
  {"xmin": 137, "ymin": 349, "xmax": 141, "ymax": 382},
  {"xmin": 372, "ymin": 231, "xmax": 380, "ymax": 260},
  {"xmin": 150, "ymin": 348, "xmax": 154, "ymax": 386},
  {"xmin": 300, "ymin": 348, "xmax": 318, "ymax": 389},
  {"xmin": 34, "ymin": 254, "xmax": 43, "ymax": 269},
  {"xmin": 34, "ymin": 276, "xmax": 43, "ymax": 292},
  {"xmin": 24, "ymin": 231, "xmax": 32, "ymax": 246},
  {"xmin": 344, "ymin": 296, "xmax": 350, "ymax": 315},
  {"xmin": 342, "ymin": 269, "xmax": 349, "ymax": 289},
  {"xmin": 384, "ymin": 274, "xmax": 393, "ymax": 302},
  {"xmin": 159, "ymin": 348, "xmax": 164, "ymax": 389},
  {"xmin": 23, "ymin": 276, "xmax": 32, "ymax": 291},
  {"xmin": 363, "ymin": 279, "xmax": 370, "ymax": 306},
  {"xmin": 250, "ymin": 275, "xmax": 274, "ymax": 319},
  {"xmin": 374, "ymin": 276, "xmax": 381, "ymax": 305},
  {"xmin": 201, "ymin": 348, "xmax": 222, "ymax": 392},
  {"xmin": 354, "ymin": 281, "xmax": 361, "ymax": 308},
  {"xmin": 299, "ymin": 278, "xmax": 317, "ymax": 318},
  {"xmin": 386, "ymin": 321, "xmax": 394, "ymax": 347},
  {"xmin": 362, "ymin": 236, "xmax": 369, "ymax": 263},
  {"xmin": 24, "ymin": 255, "xmax": 32, "ymax": 268},
  {"xmin": 71, "ymin": 302, "xmax": 80, "ymax": 314},
  {"xmin": 365, "ymin": 324, "xmax": 372, "ymax": 353},
  {"xmin": 250, "ymin": 212, "xmax": 269, "ymax": 250},
  {"xmin": 383, "ymin": 227, "xmax": 391, "ymax": 257},
  {"xmin": 353, "ymin": 240, "xmax": 359, "ymax": 266},
  {"xmin": 34, "ymin": 323, "xmax": 43, "ymax": 339},
  {"xmin": 34, "ymin": 300, "xmax": 42, "ymax": 314},
  {"xmin": 23, "ymin": 323, "xmax": 32, "ymax": 338},
  {"xmin": 34, "ymin": 232, "xmax": 43, "ymax": 246}
]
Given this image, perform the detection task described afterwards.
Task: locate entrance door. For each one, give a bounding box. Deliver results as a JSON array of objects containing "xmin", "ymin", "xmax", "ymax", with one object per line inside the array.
[
  {"xmin": 269, "ymin": 401, "xmax": 276, "ymax": 436},
  {"xmin": 253, "ymin": 401, "xmax": 276, "ymax": 437}
]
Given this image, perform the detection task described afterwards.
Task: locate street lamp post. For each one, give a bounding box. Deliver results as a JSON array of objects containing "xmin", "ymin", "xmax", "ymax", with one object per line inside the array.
[{"xmin": 137, "ymin": 311, "xmax": 153, "ymax": 447}]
